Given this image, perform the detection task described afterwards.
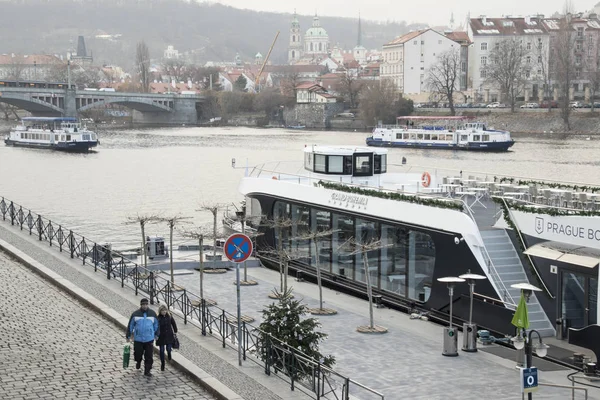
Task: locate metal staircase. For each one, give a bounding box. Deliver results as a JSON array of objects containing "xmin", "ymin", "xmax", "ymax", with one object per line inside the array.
[{"xmin": 468, "ymin": 199, "xmax": 556, "ymax": 337}]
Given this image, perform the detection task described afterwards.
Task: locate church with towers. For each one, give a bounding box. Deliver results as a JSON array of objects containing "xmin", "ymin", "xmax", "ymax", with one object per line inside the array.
[{"xmin": 288, "ymin": 11, "xmax": 330, "ymax": 64}]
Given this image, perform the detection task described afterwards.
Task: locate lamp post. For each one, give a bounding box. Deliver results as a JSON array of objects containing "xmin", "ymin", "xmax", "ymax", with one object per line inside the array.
[
  {"xmin": 459, "ymin": 271, "xmax": 487, "ymax": 352},
  {"xmin": 511, "ymin": 329, "xmax": 549, "ymax": 400},
  {"xmin": 510, "ymin": 282, "xmax": 542, "ymax": 367},
  {"xmin": 437, "ymin": 276, "xmax": 465, "ymax": 356}
]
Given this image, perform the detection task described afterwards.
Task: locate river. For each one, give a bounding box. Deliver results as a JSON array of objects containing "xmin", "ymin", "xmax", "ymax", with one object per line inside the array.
[{"xmin": 1, "ymin": 126, "xmax": 599, "ymax": 248}]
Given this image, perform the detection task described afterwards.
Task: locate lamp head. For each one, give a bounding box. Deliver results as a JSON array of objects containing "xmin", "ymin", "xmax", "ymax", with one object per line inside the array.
[
  {"xmin": 511, "ymin": 335, "xmax": 525, "ymax": 350},
  {"xmin": 534, "ymin": 342, "xmax": 549, "ymax": 358},
  {"xmin": 454, "ymin": 236, "xmax": 464, "ymax": 245},
  {"xmin": 510, "ymin": 283, "xmax": 542, "ymax": 303}
]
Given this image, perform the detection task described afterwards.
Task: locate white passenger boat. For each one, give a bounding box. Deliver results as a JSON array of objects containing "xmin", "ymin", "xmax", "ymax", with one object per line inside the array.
[
  {"xmin": 236, "ymin": 145, "xmax": 600, "ymax": 343},
  {"xmin": 4, "ymin": 117, "xmax": 98, "ymax": 152},
  {"xmin": 366, "ymin": 116, "xmax": 514, "ymax": 151}
]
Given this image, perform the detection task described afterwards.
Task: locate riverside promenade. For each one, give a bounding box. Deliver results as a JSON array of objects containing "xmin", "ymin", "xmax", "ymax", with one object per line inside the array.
[{"xmin": 1, "ymin": 217, "xmax": 600, "ymax": 400}]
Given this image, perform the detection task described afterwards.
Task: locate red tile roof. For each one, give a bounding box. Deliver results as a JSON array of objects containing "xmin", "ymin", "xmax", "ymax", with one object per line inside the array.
[
  {"xmin": 384, "ymin": 29, "xmax": 429, "ymax": 46},
  {"xmin": 469, "ymin": 17, "xmax": 548, "ymax": 36},
  {"xmin": 444, "ymin": 31, "xmax": 471, "ymax": 44}
]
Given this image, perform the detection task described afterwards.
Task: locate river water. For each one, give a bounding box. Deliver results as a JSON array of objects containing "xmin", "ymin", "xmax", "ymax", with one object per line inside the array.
[{"xmin": 1, "ymin": 126, "xmax": 599, "ymax": 248}]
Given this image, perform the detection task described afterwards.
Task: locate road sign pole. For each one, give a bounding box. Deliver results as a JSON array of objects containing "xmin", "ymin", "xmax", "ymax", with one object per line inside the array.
[{"xmin": 236, "ymin": 260, "xmax": 241, "ymax": 366}]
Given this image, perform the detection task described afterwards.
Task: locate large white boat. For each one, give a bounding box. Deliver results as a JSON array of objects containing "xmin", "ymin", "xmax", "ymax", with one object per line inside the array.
[
  {"xmin": 4, "ymin": 117, "xmax": 98, "ymax": 152},
  {"xmin": 236, "ymin": 145, "xmax": 600, "ymax": 345},
  {"xmin": 366, "ymin": 116, "xmax": 515, "ymax": 151}
]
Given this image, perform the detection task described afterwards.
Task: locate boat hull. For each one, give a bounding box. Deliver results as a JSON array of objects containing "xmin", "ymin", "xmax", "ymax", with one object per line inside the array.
[
  {"xmin": 4, "ymin": 139, "xmax": 98, "ymax": 152},
  {"xmin": 365, "ymin": 137, "xmax": 514, "ymax": 152}
]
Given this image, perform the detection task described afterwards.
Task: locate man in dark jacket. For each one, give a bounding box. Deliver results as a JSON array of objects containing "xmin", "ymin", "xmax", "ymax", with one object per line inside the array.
[{"xmin": 126, "ymin": 298, "xmax": 159, "ymax": 376}]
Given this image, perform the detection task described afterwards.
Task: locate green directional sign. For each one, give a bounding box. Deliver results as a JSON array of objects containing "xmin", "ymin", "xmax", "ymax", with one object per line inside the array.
[{"xmin": 448, "ymin": 330, "xmax": 454, "ymax": 337}]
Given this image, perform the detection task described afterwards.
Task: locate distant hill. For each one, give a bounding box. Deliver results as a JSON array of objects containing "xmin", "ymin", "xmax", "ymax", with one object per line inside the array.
[{"xmin": 0, "ymin": 0, "xmax": 426, "ymax": 68}]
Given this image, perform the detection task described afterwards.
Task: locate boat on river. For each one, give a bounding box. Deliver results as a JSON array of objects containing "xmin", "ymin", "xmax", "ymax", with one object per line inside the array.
[
  {"xmin": 366, "ymin": 116, "xmax": 514, "ymax": 151},
  {"xmin": 4, "ymin": 117, "xmax": 98, "ymax": 152},
  {"xmin": 236, "ymin": 145, "xmax": 600, "ymax": 348}
]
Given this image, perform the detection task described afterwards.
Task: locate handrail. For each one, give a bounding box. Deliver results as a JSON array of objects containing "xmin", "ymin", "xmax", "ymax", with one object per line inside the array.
[
  {"xmin": 500, "ymin": 197, "xmax": 555, "ymax": 299},
  {"xmin": 0, "ymin": 195, "xmax": 382, "ymax": 400},
  {"xmin": 461, "ymin": 201, "xmax": 515, "ymax": 307},
  {"xmin": 538, "ymin": 383, "xmax": 587, "ymax": 400},
  {"xmin": 473, "ymin": 292, "xmax": 517, "ymax": 308}
]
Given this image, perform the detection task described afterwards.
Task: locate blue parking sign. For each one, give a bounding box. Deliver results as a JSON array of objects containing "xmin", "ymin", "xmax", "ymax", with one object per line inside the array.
[{"xmin": 521, "ymin": 367, "xmax": 539, "ymax": 393}]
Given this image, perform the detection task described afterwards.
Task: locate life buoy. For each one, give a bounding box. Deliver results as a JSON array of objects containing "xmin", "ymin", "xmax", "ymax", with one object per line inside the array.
[{"xmin": 421, "ymin": 171, "xmax": 431, "ymax": 187}]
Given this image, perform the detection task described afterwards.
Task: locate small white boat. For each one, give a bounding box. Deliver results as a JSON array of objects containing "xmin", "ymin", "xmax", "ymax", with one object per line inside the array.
[
  {"xmin": 366, "ymin": 116, "xmax": 514, "ymax": 152},
  {"xmin": 4, "ymin": 117, "xmax": 98, "ymax": 152}
]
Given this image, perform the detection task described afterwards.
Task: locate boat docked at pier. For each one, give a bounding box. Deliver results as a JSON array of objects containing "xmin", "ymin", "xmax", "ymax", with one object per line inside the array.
[
  {"xmin": 236, "ymin": 145, "xmax": 600, "ymax": 349},
  {"xmin": 366, "ymin": 116, "xmax": 514, "ymax": 151},
  {"xmin": 4, "ymin": 117, "xmax": 98, "ymax": 152}
]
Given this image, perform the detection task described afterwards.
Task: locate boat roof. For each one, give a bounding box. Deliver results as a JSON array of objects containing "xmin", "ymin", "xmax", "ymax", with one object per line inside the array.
[
  {"xmin": 304, "ymin": 145, "xmax": 388, "ymax": 156},
  {"xmin": 397, "ymin": 116, "xmax": 475, "ymax": 120},
  {"xmin": 21, "ymin": 117, "xmax": 79, "ymax": 122}
]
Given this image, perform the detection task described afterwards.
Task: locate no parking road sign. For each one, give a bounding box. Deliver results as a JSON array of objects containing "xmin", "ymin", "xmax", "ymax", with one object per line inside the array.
[{"xmin": 224, "ymin": 233, "xmax": 253, "ymax": 263}]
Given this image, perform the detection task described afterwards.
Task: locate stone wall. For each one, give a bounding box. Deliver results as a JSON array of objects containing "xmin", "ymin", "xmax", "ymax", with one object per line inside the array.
[
  {"xmin": 329, "ymin": 118, "xmax": 368, "ymax": 131},
  {"xmin": 132, "ymin": 97, "xmax": 199, "ymax": 125},
  {"xmin": 283, "ymin": 103, "xmax": 344, "ymax": 129}
]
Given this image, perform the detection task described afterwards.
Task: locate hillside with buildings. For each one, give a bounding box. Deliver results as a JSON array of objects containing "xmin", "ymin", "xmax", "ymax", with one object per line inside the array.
[{"xmin": 0, "ymin": 0, "xmax": 421, "ymax": 68}]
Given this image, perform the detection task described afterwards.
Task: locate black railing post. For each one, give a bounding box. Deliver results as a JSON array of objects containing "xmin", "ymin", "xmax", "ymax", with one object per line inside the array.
[
  {"xmin": 290, "ymin": 346, "xmax": 295, "ymax": 391},
  {"xmin": 1, "ymin": 197, "xmax": 5, "ymax": 220},
  {"xmin": 37, "ymin": 215, "xmax": 42, "ymax": 241},
  {"xmin": 201, "ymin": 298, "xmax": 206, "ymax": 336},
  {"xmin": 48, "ymin": 221, "xmax": 53, "ymax": 247},
  {"xmin": 149, "ymin": 272, "xmax": 155, "ymax": 305},
  {"xmin": 265, "ymin": 334, "xmax": 271, "ymax": 376},
  {"xmin": 316, "ymin": 362, "xmax": 321, "ymax": 399},
  {"xmin": 134, "ymin": 267, "xmax": 139, "ymax": 296},
  {"xmin": 19, "ymin": 206, "xmax": 23, "ymax": 230},
  {"xmin": 120, "ymin": 257, "xmax": 125, "ymax": 287},
  {"xmin": 10, "ymin": 201, "xmax": 14, "ymax": 225},
  {"xmin": 58, "ymin": 226, "xmax": 63, "ymax": 252},
  {"xmin": 183, "ymin": 289, "xmax": 188, "ymax": 325},
  {"xmin": 93, "ymin": 243, "xmax": 98, "ymax": 271},
  {"xmin": 221, "ymin": 310, "xmax": 226, "ymax": 348},
  {"xmin": 344, "ymin": 377, "xmax": 350, "ymax": 400},
  {"xmin": 69, "ymin": 230, "xmax": 74, "ymax": 258},
  {"xmin": 242, "ymin": 321, "xmax": 247, "ymax": 361},
  {"xmin": 106, "ymin": 247, "xmax": 112, "ymax": 280},
  {"xmin": 81, "ymin": 238, "xmax": 86, "ymax": 265}
]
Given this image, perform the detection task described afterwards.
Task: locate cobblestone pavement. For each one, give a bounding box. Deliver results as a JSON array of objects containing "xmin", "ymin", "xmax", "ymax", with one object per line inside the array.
[{"xmin": 0, "ymin": 251, "xmax": 215, "ymax": 400}]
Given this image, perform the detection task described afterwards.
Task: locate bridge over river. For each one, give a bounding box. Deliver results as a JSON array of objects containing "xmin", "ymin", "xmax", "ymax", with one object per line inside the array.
[{"xmin": 0, "ymin": 82, "xmax": 205, "ymax": 125}]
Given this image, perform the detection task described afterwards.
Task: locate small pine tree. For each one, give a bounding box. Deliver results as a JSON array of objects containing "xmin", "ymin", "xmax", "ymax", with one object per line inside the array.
[{"xmin": 258, "ymin": 288, "xmax": 335, "ymax": 380}]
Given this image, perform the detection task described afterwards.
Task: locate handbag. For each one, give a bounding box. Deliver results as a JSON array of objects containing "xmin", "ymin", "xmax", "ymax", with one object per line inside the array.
[
  {"xmin": 172, "ymin": 334, "xmax": 180, "ymax": 350},
  {"xmin": 122, "ymin": 343, "xmax": 131, "ymax": 369}
]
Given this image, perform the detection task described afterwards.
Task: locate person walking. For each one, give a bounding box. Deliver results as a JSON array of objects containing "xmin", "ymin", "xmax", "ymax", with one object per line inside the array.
[
  {"xmin": 156, "ymin": 305, "xmax": 178, "ymax": 371},
  {"xmin": 126, "ymin": 298, "xmax": 159, "ymax": 376}
]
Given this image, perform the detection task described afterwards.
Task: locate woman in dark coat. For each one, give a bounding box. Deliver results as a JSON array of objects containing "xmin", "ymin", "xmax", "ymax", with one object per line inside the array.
[{"xmin": 156, "ymin": 305, "xmax": 178, "ymax": 371}]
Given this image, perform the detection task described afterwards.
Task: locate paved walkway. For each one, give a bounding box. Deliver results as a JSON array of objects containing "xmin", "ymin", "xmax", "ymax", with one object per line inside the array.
[
  {"xmin": 0, "ymin": 251, "xmax": 214, "ymax": 400},
  {"xmin": 1, "ymin": 219, "xmax": 599, "ymax": 400}
]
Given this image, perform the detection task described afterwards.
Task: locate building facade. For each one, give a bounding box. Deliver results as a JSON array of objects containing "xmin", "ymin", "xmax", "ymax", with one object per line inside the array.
[
  {"xmin": 467, "ymin": 15, "xmax": 550, "ymax": 102},
  {"xmin": 288, "ymin": 13, "xmax": 330, "ymax": 64},
  {"xmin": 288, "ymin": 12, "xmax": 303, "ymax": 63},
  {"xmin": 381, "ymin": 29, "xmax": 464, "ymax": 99}
]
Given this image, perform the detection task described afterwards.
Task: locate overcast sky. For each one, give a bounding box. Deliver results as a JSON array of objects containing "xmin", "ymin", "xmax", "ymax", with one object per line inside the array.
[{"xmin": 210, "ymin": 0, "xmax": 598, "ymax": 27}]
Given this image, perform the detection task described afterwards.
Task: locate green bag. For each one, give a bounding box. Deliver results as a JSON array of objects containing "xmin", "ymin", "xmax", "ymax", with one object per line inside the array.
[{"xmin": 123, "ymin": 343, "xmax": 131, "ymax": 369}]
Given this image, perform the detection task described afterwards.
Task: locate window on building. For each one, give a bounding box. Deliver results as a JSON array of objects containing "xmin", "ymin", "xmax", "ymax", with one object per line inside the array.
[
  {"xmin": 525, "ymin": 70, "xmax": 530, "ymax": 78},
  {"xmin": 480, "ymin": 56, "xmax": 487, "ymax": 65},
  {"xmin": 589, "ymin": 49, "xmax": 593, "ymax": 57},
  {"xmin": 576, "ymin": 69, "xmax": 581, "ymax": 79},
  {"xmin": 481, "ymin": 42, "xmax": 488, "ymax": 51},
  {"xmin": 495, "ymin": 42, "xmax": 500, "ymax": 50},
  {"xmin": 292, "ymin": 35, "xmax": 295, "ymax": 42},
  {"xmin": 319, "ymin": 43, "xmax": 322, "ymax": 52},
  {"xmin": 576, "ymin": 55, "xmax": 582, "ymax": 64},
  {"xmin": 527, "ymin": 42, "xmax": 532, "ymax": 50},
  {"xmin": 526, "ymin": 56, "xmax": 531, "ymax": 64},
  {"xmin": 310, "ymin": 43, "xmax": 313, "ymax": 51},
  {"xmin": 461, "ymin": 62, "xmax": 466, "ymax": 71},
  {"xmin": 480, "ymin": 69, "xmax": 487, "ymax": 78},
  {"xmin": 538, "ymin": 38, "xmax": 542, "ymax": 48},
  {"xmin": 577, "ymin": 42, "xmax": 582, "ymax": 50},
  {"xmin": 538, "ymin": 56, "xmax": 542, "ymax": 63},
  {"xmin": 577, "ymin": 27, "xmax": 584, "ymax": 37},
  {"xmin": 537, "ymin": 69, "xmax": 542, "ymax": 75},
  {"xmin": 421, "ymin": 40, "xmax": 425, "ymax": 45},
  {"xmin": 413, "ymin": 40, "xmax": 417, "ymax": 45}
]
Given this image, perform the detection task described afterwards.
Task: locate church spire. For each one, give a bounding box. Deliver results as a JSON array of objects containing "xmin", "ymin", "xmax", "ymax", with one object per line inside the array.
[
  {"xmin": 357, "ymin": 12, "xmax": 362, "ymax": 46},
  {"xmin": 450, "ymin": 12, "xmax": 455, "ymax": 30}
]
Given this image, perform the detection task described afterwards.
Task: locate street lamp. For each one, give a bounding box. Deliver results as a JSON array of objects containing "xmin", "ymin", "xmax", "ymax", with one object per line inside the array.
[
  {"xmin": 459, "ymin": 271, "xmax": 487, "ymax": 352},
  {"xmin": 510, "ymin": 282, "xmax": 543, "ymax": 368},
  {"xmin": 437, "ymin": 276, "xmax": 465, "ymax": 357},
  {"xmin": 512, "ymin": 329, "xmax": 549, "ymax": 400}
]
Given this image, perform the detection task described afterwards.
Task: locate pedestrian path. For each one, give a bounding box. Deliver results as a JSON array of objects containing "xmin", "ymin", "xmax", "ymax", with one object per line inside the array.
[
  {"xmin": 1, "ymin": 219, "xmax": 599, "ymax": 400},
  {"xmin": 0, "ymin": 251, "xmax": 214, "ymax": 400}
]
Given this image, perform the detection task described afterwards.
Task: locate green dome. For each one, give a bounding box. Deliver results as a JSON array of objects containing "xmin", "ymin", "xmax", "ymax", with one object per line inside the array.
[{"xmin": 305, "ymin": 27, "xmax": 328, "ymax": 37}]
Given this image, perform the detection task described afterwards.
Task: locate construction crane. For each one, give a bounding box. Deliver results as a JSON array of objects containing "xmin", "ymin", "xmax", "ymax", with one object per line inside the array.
[{"xmin": 255, "ymin": 31, "xmax": 280, "ymax": 92}]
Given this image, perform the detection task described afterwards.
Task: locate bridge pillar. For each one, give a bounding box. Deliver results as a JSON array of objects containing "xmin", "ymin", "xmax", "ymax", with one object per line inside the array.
[
  {"xmin": 132, "ymin": 97, "xmax": 199, "ymax": 125},
  {"xmin": 64, "ymin": 89, "xmax": 77, "ymax": 117}
]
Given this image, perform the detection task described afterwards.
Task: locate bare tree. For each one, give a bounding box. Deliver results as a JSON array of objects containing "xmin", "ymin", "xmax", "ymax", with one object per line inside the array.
[
  {"xmin": 426, "ymin": 49, "xmax": 461, "ymax": 115},
  {"xmin": 198, "ymin": 202, "xmax": 224, "ymax": 261},
  {"xmin": 280, "ymin": 71, "xmax": 301, "ymax": 99},
  {"xmin": 125, "ymin": 214, "xmax": 160, "ymax": 268},
  {"xmin": 161, "ymin": 58, "xmax": 188, "ymax": 83},
  {"xmin": 136, "ymin": 41, "xmax": 151, "ymax": 93},
  {"xmin": 484, "ymin": 38, "xmax": 528, "ymax": 112},
  {"xmin": 339, "ymin": 73, "xmax": 362, "ymax": 109},
  {"xmin": 5, "ymin": 58, "xmax": 27, "ymax": 82},
  {"xmin": 260, "ymin": 216, "xmax": 296, "ymax": 297},
  {"xmin": 359, "ymin": 79, "xmax": 413, "ymax": 125},
  {"xmin": 160, "ymin": 215, "xmax": 191, "ymax": 284},
  {"xmin": 181, "ymin": 225, "xmax": 218, "ymax": 303},
  {"xmin": 535, "ymin": 39, "xmax": 552, "ymax": 112},
  {"xmin": 341, "ymin": 234, "xmax": 392, "ymax": 333},
  {"xmin": 294, "ymin": 227, "xmax": 339, "ymax": 315}
]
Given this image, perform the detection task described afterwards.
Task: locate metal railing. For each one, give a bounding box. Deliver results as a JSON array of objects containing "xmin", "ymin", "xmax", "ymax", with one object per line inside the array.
[{"xmin": 0, "ymin": 196, "xmax": 383, "ymax": 400}]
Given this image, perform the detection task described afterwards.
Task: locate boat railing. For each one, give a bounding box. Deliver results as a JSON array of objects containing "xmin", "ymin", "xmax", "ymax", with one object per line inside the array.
[{"xmin": 461, "ymin": 202, "xmax": 516, "ymax": 308}]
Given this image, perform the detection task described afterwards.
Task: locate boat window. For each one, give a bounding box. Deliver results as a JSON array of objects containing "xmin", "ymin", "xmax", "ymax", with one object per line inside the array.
[
  {"xmin": 424, "ymin": 134, "xmax": 430, "ymax": 141},
  {"xmin": 473, "ymin": 135, "xmax": 481, "ymax": 141},
  {"xmin": 409, "ymin": 133, "xmax": 417, "ymax": 140},
  {"xmin": 291, "ymin": 204, "xmax": 310, "ymax": 254},
  {"xmin": 460, "ymin": 135, "xmax": 468, "ymax": 141},
  {"xmin": 66, "ymin": 135, "xmax": 71, "ymax": 141},
  {"xmin": 314, "ymin": 154, "xmax": 326, "ymax": 173},
  {"xmin": 482, "ymin": 134, "xmax": 490, "ymax": 141},
  {"xmin": 343, "ymin": 156, "xmax": 353, "ymax": 174},
  {"xmin": 270, "ymin": 199, "xmax": 436, "ymax": 302},
  {"xmin": 417, "ymin": 134, "xmax": 424, "ymax": 140},
  {"xmin": 396, "ymin": 133, "xmax": 402, "ymax": 140},
  {"xmin": 353, "ymin": 154, "xmax": 373, "ymax": 177},
  {"xmin": 328, "ymin": 155, "xmax": 344, "ymax": 173}
]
